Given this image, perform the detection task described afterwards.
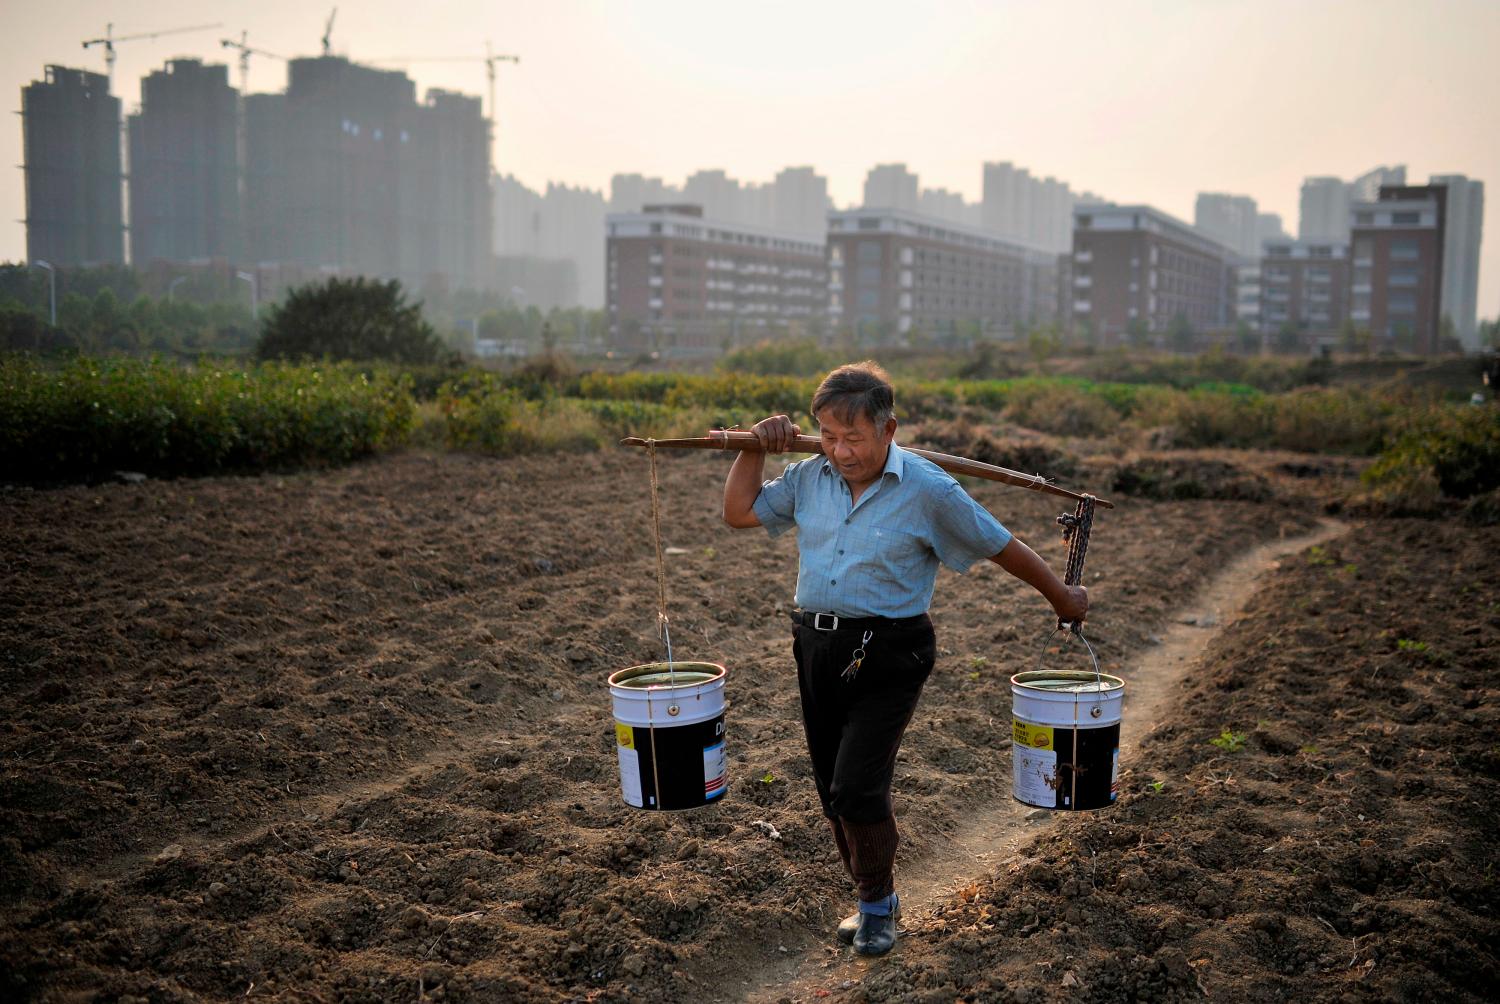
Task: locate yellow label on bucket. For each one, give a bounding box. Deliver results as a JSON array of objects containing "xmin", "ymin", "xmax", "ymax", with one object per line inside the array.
[
  {"xmin": 1013, "ymin": 719, "xmax": 1054, "ymax": 750},
  {"xmin": 615, "ymin": 723, "xmax": 635, "ymax": 749}
]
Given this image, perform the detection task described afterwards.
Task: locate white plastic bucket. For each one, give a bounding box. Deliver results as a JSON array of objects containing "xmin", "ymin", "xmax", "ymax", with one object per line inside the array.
[
  {"xmin": 1011, "ymin": 662, "xmax": 1125, "ymax": 811},
  {"xmin": 607, "ymin": 662, "xmax": 728, "ymax": 811}
]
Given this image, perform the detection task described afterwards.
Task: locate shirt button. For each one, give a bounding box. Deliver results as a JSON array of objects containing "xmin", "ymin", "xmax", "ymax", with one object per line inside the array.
[
  {"xmin": 830, "ymin": 579, "xmax": 837, "ymax": 585},
  {"xmin": 838, "ymin": 549, "xmax": 844, "ymax": 555}
]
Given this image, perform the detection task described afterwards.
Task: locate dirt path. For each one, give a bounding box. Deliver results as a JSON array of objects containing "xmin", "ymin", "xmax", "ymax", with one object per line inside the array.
[{"xmin": 743, "ymin": 519, "xmax": 1347, "ymax": 1004}]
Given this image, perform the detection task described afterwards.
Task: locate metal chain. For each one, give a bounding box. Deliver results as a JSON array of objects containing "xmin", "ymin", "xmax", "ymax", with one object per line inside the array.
[
  {"xmin": 1056, "ymin": 494, "xmax": 1096, "ymax": 590},
  {"xmin": 1054, "ymin": 493, "xmax": 1100, "ymax": 689}
]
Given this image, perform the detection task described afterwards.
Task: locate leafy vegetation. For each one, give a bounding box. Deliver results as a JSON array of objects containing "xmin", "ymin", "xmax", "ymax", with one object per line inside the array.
[
  {"xmin": 256, "ymin": 277, "xmax": 450, "ymax": 365},
  {"xmin": 1364, "ymin": 404, "xmax": 1500, "ymax": 498},
  {"xmin": 1209, "ymin": 729, "xmax": 1247, "ymax": 752},
  {"xmin": 0, "ymin": 355, "xmax": 412, "ymax": 483}
]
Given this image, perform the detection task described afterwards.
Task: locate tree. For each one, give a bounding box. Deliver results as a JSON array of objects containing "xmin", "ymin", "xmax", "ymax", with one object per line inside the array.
[
  {"xmin": 1026, "ymin": 324, "xmax": 1061, "ymax": 372},
  {"xmin": 1479, "ymin": 318, "xmax": 1500, "ymax": 350},
  {"xmin": 1168, "ymin": 313, "xmax": 1195, "ymax": 354},
  {"xmin": 1125, "ymin": 317, "xmax": 1151, "ymax": 349},
  {"xmin": 1275, "ymin": 321, "xmax": 1301, "ymax": 355},
  {"xmin": 1438, "ymin": 314, "xmax": 1463, "ymax": 355},
  {"xmin": 256, "ymin": 277, "xmax": 446, "ymax": 364},
  {"xmin": 1234, "ymin": 319, "xmax": 1260, "ymax": 355}
]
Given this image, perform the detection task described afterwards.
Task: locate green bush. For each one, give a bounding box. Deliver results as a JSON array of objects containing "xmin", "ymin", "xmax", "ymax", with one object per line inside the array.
[
  {"xmin": 1000, "ymin": 380, "xmax": 1122, "ymax": 438},
  {"xmin": 1364, "ymin": 404, "xmax": 1500, "ymax": 501},
  {"xmin": 718, "ymin": 338, "xmax": 836, "ymax": 376},
  {"xmin": 0, "ymin": 355, "xmax": 413, "ymax": 483},
  {"xmin": 256, "ymin": 277, "xmax": 448, "ymax": 365}
]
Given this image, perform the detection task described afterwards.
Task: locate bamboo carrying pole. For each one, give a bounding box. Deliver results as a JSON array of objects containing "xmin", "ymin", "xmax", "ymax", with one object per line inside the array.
[{"xmin": 620, "ymin": 430, "xmax": 1114, "ymax": 509}]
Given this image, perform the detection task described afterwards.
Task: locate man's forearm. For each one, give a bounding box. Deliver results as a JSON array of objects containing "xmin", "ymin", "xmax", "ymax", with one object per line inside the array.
[
  {"xmin": 722, "ymin": 449, "xmax": 767, "ymax": 527},
  {"xmin": 991, "ymin": 537, "xmax": 1070, "ymax": 610}
]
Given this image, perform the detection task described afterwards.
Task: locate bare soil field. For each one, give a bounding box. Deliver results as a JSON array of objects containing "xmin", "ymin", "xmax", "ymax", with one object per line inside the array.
[{"xmin": 1, "ymin": 445, "xmax": 1493, "ymax": 1002}]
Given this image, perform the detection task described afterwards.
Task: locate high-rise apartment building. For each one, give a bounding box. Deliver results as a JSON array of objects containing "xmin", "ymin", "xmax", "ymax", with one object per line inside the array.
[
  {"xmin": 1258, "ymin": 241, "xmax": 1350, "ymax": 339},
  {"xmin": 918, "ymin": 187, "xmax": 972, "ymax": 227},
  {"xmin": 771, "ymin": 167, "xmax": 831, "ymax": 239},
  {"xmin": 1257, "ymin": 212, "xmax": 1290, "ymax": 247},
  {"xmin": 244, "ymin": 57, "xmax": 489, "ymax": 291},
  {"xmin": 863, "ymin": 164, "xmax": 920, "ymax": 213},
  {"xmin": 608, "ymin": 167, "xmax": 830, "ymax": 238},
  {"xmin": 826, "ymin": 207, "xmax": 1061, "ymax": 343},
  {"xmin": 981, "ymin": 162, "xmax": 1080, "ymax": 254},
  {"xmin": 1071, "ymin": 204, "xmax": 1238, "ymax": 344},
  {"xmin": 491, "ymin": 175, "xmax": 606, "ymax": 307},
  {"xmin": 1194, "ymin": 193, "xmax": 1259, "ymax": 260},
  {"xmin": 605, "ymin": 204, "xmax": 827, "ymax": 355},
  {"xmin": 1350, "ymin": 165, "xmax": 1406, "ymax": 202},
  {"xmin": 683, "ymin": 169, "xmax": 743, "ymax": 223},
  {"xmin": 21, "ymin": 66, "xmax": 124, "ymax": 266},
  {"xmin": 1299, "ymin": 165, "xmax": 1407, "ymax": 243},
  {"xmin": 1299, "ymin": 177, "xmax": 1348, "ymax": 244},
  {"xmin": 127, "ymin": 59, "xmax": 241, "ymax": 265},
  {"xmin": 1429, "ymin": 174, "xmax": 1485, "ymax": 348},
  {"xmin": 1349, "ymin": 185, "xmax": 1444, "ymax": 353},
  {"xmin": 609, "ymin": 174, "xmax": 679, "ymax": 214}
]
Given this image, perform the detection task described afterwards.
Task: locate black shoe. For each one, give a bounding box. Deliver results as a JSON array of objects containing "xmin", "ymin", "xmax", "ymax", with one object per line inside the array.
[
  {"xmin": 838, "ymin": 898, "xmax": 899, "ymax": 945},
  {"xmin": 852, "ymin": 910, "xmax": 898, "ymax": 956}
]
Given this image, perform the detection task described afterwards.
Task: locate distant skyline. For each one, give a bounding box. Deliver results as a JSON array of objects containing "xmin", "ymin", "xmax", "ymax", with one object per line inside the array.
[{"xmin": 4, "ymin": 0, "xmax": 1497, "ymax": 318}]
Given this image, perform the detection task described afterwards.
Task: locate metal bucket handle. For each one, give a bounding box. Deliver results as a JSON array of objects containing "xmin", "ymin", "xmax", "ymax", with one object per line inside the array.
[{"xmin": 1034, "ymin": 625, "xmax": 1105, "ymax": 702}]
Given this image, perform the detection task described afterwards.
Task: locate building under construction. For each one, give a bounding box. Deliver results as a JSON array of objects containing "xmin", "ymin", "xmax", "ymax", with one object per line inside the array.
[
  {"xmin": 21, "ymin": 66, "xmax": 125, "ymax": 266},
  {"xmin": 244, "ymin": 56, "xmax": 490, "ymax": 291},
  {"xmin": 21, "ymin": 54, "xmax": 490, "ymax": 292},
  {"xmin": 127, "ymin": 59, "xmax": 242, "ymax": 264}
]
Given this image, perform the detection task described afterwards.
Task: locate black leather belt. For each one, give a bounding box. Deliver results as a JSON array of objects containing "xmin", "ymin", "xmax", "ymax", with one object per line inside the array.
[{"xmin": 791, "ymin": 610, "xmax": 930, "ymax": 632}]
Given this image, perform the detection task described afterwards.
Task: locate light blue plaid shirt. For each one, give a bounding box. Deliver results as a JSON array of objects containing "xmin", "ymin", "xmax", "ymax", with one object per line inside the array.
[{"xmin": 751, "ymin": 443, "xmax": 1013, "ymax": 618}]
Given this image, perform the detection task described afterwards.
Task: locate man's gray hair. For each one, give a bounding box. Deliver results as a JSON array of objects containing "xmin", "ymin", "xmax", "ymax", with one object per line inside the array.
[{"xmin": 811, "ymin": 361, "xmax": 895, "ymax": 428}]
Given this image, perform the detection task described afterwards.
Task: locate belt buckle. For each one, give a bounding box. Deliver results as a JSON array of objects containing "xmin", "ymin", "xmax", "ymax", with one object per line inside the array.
[{"xmin": 812, "ymin": 611, "xmax": 839, "ymax": 631}]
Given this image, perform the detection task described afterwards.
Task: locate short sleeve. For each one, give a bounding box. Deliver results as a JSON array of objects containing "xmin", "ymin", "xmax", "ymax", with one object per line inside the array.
[
  {"xmin": 929, "ymin": 481, "xmax": 1013, "ymax": 573},
  {"xmin": 751, "ymin": 458, "xmax": 808, "ymax": 538}
]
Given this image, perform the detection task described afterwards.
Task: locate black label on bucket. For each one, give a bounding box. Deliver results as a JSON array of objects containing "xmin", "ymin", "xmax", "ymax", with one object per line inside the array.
[
  {"xmin": 1057, "ymin": 722, "xmax": 1120, "ymax": 811},
  {"xmin": 622, "ymin": 714, "xmax": 727, "ymax": 811}
]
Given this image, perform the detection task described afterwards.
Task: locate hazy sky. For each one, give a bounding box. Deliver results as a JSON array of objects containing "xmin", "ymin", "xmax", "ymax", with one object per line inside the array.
[{"xmin": 4, "ymin": 0, "xmax": 1498, "ymax": 316}]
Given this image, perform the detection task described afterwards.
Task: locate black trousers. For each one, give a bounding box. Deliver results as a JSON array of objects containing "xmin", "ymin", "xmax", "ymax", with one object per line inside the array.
[{"xmin": 793, "ymin": 617, "xmax": 936, "ymax": 824}]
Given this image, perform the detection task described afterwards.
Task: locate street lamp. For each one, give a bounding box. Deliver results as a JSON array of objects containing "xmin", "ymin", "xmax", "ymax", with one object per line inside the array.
[
  {"xmin": 235, "ymin": 270, "xmax": 258, "ymax": 319},
  {"xmin": 168, "ymin": 276, "xmax": 188, "ymax": 302},
  {"xmin": 30, "ymin": 259, "xmax": 56, "ymax": 326}
]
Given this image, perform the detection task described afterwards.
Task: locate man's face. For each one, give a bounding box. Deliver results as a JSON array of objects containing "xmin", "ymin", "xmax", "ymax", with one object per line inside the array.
[{"xmin": 816, "ymin": 408, "xmax": 897, "ymax": 488}]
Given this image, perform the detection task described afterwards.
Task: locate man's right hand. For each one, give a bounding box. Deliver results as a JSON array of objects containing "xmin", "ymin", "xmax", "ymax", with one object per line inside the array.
[{"xmin": 752, "ymin": 415, "xmax": 801, "ymax": 454}]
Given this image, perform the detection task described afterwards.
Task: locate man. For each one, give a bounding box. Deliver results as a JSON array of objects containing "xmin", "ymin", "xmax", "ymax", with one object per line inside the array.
[{"xmin": 722, "ymin": 361, "xmax": 1088, "ymax": 957}]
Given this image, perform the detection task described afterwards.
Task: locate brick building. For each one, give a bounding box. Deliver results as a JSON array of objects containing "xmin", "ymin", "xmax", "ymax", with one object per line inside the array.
[
  {"xmin": 605, "ymin": 205, "xmax": 828, "ymax": 356},
  {"xmin": 1258, "ymin": 241, "xmax": 1350, "ymax": 342},
  {"xmin": 826, "ymin": 207, "xmax": 1061, "ymax": 345},
  {"xmin": 1070, "ymin": 204, "xmax": 1237, "ymax": 345},
  {"xmin": 1349, "ymin": 185, "xmax": 1445, "ymax": 353}
]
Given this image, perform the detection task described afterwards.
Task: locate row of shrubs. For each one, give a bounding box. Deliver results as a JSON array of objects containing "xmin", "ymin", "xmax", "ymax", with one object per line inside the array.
[
  {"xmin": 469, "ymin": 369, "xmax": 1417, "ymax": 457},
  {"xmin": 0, "ymin": 355, "xmax": 413, "ymax": 483},
  {"xmin": 4, "ymin": 357, "xmax": 1494, "ymax": 510}
]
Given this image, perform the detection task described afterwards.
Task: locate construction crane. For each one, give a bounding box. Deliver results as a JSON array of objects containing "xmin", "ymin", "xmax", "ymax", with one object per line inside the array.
[
  {"xmin": 321, "ymin": 8, "xmax": 338, "ymax": 57},
  {"xmin": 367, "ymin": 42, "xmax": 520, "ymax": 122},
  {"xmin": 81, "ymin": 22, "xmax": 223, "ymax": 88},
  {"xmin": 220, "ymin": 33, "xmax": 287, "ymax": 95}
]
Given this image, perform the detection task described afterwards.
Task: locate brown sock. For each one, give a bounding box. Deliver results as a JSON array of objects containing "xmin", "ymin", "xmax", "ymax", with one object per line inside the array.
[
  {"xmin": 827, "ymin": 816, "xmax": 854, "ymax": 879},
  {"xmin": 838, "ymin": 815, "xmax": 900, "ymax": 903}
]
